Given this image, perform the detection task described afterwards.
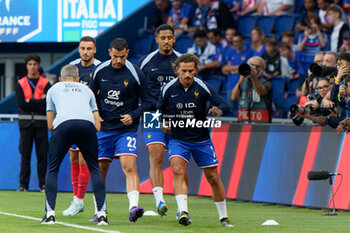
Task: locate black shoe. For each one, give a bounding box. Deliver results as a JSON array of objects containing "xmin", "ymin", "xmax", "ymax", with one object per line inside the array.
[
  {"xmin": 40, "ymin": 215, "xmax": 55, "ymax": 224},
  {"xmin": 17, "ymin": 187, "xmax": 28, "ymax": 192},
  {"xmin": 178, "ymin": 211, "xmax": 192, "ymax": 226},
  {"xmin": 220, "ymin": 217, "xmax": 234, "ymax": 227},
  {"xmin": 97, "ymin": 215, "xmax": 109, "ymax": 225}
]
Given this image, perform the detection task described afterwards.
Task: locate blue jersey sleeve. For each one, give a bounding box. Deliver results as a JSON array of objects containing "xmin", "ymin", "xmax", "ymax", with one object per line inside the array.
[
  {"xmin": 89, "ymin": 66, "xmax": 100, "ymax": 96},
  {"xmin": 129, "ymin": 68, "xmax": 152, "ymax": 121},
  {"xmin": 206, "ymin": 82, "xmax": 230, "ymax": 115}
]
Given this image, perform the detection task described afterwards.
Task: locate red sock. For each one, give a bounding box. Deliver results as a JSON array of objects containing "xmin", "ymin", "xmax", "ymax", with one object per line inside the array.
[
  {"xmin": 77, "ymin": 164, "xmax": 90, "ymax": 199},
  {"xmin": 71, "ymin": 163, "xmax": 79, "ymax": 197}
]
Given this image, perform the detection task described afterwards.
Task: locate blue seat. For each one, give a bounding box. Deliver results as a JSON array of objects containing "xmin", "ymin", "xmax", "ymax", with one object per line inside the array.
[
  {"xmin": 275, "ymin": 15, "xmax": 294, "ymax": 34},
  {"xmin": 174, "ymin": 35, "xmax": 193, "ymax": 53},
  {"xmin": 294, "ymin": 0, "xmax": 305, "ymax": 14},
  {"xmin": 270, "ymin": 76, "xmax": 286, "ymax": 114},
  {"xmin": 134, "ymin": 36, "xmax": 154, "ymax": 58},
  {"xmin": 205, "ymin": 76, "xmax": 222, "ymax": 92},
  {"xmin": 256, "ymin": 16, "xmax": 276, "ymax": 37},
  {"xmin": 286, "ymin": 77, "xmax": 302, "ymax": 93},
  {"xmin": 236, "ymin": 15, "xmax": 257, "ymax": 37},
  {"xmin": 284, "ymin": 93, "xmax": 297, "ymax": 113},
  {"xmin": 219, "ymin": 91, "xmax": 227, "ymax": 102}
]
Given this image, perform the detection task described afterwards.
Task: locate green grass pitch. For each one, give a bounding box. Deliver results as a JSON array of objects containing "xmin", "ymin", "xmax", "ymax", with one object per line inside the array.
[{"xmin": 1, "ymin": 190, "xmax": 350, "ymax": 233}]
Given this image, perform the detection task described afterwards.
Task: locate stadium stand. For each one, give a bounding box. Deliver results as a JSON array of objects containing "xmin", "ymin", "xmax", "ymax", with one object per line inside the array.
[
  {"xmin": 236, "ymin": 15, "xmax": 257, "ymax": 38},
  {"xmin": 256, "ymin": 16, "xmax": 276, "ymax": 38}
]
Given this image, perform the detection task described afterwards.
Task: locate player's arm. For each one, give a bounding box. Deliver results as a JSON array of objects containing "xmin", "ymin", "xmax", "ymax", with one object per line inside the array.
[
  {"xmin": 46, "ymin": 111, "xmax": 56, "ymax": 131},
  {"xmin": 207, "ymin": 83, "xmax": 230, "ymax": 116},
  {"xmin": 93, "ymin": 110, "xmax": 101, "ymax": 131},
  {"xmin": 129, "ymin": 70, "xmax": 152, "ymax": 121},
  {"xmin": 89, "ymin": 67, "xmax": 100, "ymax": 96}
]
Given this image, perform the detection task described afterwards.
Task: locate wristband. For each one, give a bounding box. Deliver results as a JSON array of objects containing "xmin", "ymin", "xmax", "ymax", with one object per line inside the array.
[{"xmin": 334, "ymin": 77, "xmax": 341, "ymax": 83}]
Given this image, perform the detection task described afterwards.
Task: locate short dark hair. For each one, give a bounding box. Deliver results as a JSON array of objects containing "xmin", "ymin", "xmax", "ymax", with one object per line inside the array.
[
  {"xmin": 233, "ymin": 33, "xmax": 244, "ymax": 40},
  {"xmin": 193, "ymin": 29, "xmax": 207, "ymax": 39},
  {"xmin": 208, "ymin": 28, "xmax": 222, "ymax": 37},
  {"xmin": 278, "ymin": 42, "xmax": 291, "ymax": 50},
  {"xmin": 156, "ymin": 24, "xmax": 174, "ymax": 35},
  {"xmin": 25, "ymin": 54, "xmax": 41, "ymax": 65},
  {"xmin": 173, "ymin": 53, "xmax": 199, "ymax": 75},
  {"xmin": 337, "ymin": 52, "xmax": 350, "ymax": 63},
  {"xmin": 266, "ymin": 37, "xmax": 277, "ymax": 46},
  {"xmin": 344, "ymin": 75, "xmax": 350, "ymax": 86},
  {"xmin": 281, "ymin": 30, "xmax": 294, "ymax": 38},
  {"xmin": 80, "ymin": 36, "xmax": 96, "ymax": 44},
  {"xmin": 327, "ymin": 5, "xmax": 342, "ymax": 18},
  {"xmin": 110, "ymin": 38, "xmax": 128, "ymax": 50}
]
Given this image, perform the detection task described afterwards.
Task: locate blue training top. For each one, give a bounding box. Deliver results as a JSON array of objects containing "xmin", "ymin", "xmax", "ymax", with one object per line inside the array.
[
  {"xmin": 89, "ymin": 59, "xmax": 152, "ymax": 132},
  {"xmin": 70, "ymin": 58, "xmax": 101, "ymax": 85}
]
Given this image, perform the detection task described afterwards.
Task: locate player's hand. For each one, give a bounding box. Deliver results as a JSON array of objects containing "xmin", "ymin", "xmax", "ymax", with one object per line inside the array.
[
  {"xmin": 161, "ymin": 121, "xmax": 171, "ymax": 134},
  {"xmin": 208, "ymin": 106, "xmax": 222, "ymax": 117},
  {"xmin": 120, "ymin": 114, "xmax": 133, "ymax": 126}
]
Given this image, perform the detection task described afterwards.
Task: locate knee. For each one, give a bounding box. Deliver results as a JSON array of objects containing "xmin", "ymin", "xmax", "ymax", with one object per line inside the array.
[
  {"xmin": 206, "ymin": 174, "xmax": 221, "ymax": 186},
  {"xmin": 121, "ymin": 162, "xmax": 137, "ymax": 175},
  {"xmin": 149, "ymin": 152, "xmax": 163, "ymax": 166},
  {"xmin": 172, "ymin": 165, "xmax": 186, "ymax": 177}
]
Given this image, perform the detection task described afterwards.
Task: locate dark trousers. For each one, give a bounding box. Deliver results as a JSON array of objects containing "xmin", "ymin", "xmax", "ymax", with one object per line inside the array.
[
  {"xmin": 19, "ymin": 124, "xmax": 48, "ymax": 189},
  {"xmin": 45, "ymin": 120, "xmax": 106, "ymax": 212}
]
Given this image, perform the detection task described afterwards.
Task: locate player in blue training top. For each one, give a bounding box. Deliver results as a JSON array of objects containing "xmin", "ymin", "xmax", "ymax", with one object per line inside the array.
[
  {"xmin": 159, "ymin": 53, "xmax": 234, "ymax": 227},
  {"xmin": 137, "ymin": 24, "xmax": 181, "ymax": 217},
  {"xmin": 41, "ymin": 64, "xmax": 108, "ymax": 226},
  {"xmin": 89, "ymin": 38, "xmax": 152, "ymax": 223},
  {"xmin": 63, "ymin": 36, "xmax": 102, "ymax": 221}
]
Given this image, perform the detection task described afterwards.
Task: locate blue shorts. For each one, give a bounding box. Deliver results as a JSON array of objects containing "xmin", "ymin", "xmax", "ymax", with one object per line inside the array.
[
  {"xmin": 168, "ymin": 140, "xmax": 219, "ymax": 168},
  {"xmin": 97, "ymin": 131, "xmax": 138, "ymax": 161},
  {"xmin": 143, "ymin": 127, "xmax": 169, "ymax": 148},
  {"xmin": 69, "ymin": 145, "xmax": 79, "ymax": 151}
]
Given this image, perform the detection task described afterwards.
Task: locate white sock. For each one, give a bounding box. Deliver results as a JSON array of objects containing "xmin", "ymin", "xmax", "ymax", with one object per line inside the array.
[
  {"xmin": 175, "ymin": 194, "xmax": 188, "ymax": 213},
  {"xmin": 73, "ymin": 196, "xmax": 78, "ymax": 202},
  {"xmin": 93, "ymin": 195, "xmax": 98, "ymax": 215},
  {"xmin": 75, "ymin": 198, "xmax": 83, "ymax": 204},
  {"xmin": 47, "ymin": 210, "xmax": 55, "ymax": 217},
  {"xmin": 152, "ymin": 187, "xmax": 165, "ymax": 207},
  {"xmin": 215, "ymin": 199, "xmax": 228, "ymax": 220},
  {"xmin": 127, "ymin": 190, "xmax": 139, "ymax": 210},
  {"xmin": 97, "ymin": 211, "xmax": 106, "ymax": 218}
]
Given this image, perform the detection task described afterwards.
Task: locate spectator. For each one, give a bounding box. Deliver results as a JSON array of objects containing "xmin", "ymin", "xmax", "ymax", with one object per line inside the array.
[
  {"xmin": 318, "ymin": 0, "xmax": 333, "ymax": 32},
  {"xmin": 250, "ymin": 27, "xmax": 266, "ymax": 56},
  {"xmin": 297, "ymin": 13, "xmax": 327, "ymax": 76},
  {"xmin": 327, "ymin": 5, "xmax": 350, "ymax": 52},
  {"xmin": 202, "ymin": 0, "xmax": 234, "ymax": 30},
  {"xmin": 15, "ymin": 54, "xmax": 51, "ymax": 192},
  {"xmin": 167, "ymin": 0, "xmax": 194, "ymax": 37},
  {"xmin": 153, "ymin": 0, "xmax": 171, "ymax": 30},
  {"xmin": 281, "ymin": 30, "xmax": 297, "ymax": 51},
  {"xmin": 187, "ymin": 29, "xmax": 221, "ymax": 78},
  {"xmin": 188, "ymin": 0, "xmax": 208, "ymax": 33},
  {"xmin": 258, "ymin": 0, "xmax": 295, "ymax": 16},
  {"xmin": 221, "ymin": 31, "xmax": 253, "ymax": 114},
  {"xmin": 278, "ymin": 42, "xmax": 299, "ymax": 79},
  {"xmin": 261, "ymin": 38, "xmax": 281, "ymax": 79},
  {"xmin": 296, "ymin": 0, "xmax": 318, "ymax": 33},
  {"xmin": 207, "ymin": 28, "xmax": 228, "ymax": 55},
  {"xmin": 237, "ymin": 0, "xmax": 262, "ymax": 16},
  {"xmin": 231, "ymin": 56, "xmax": 272, "ymax": 122},
  {"xmin": 339, "ymin": 30, "xmax": 350, "ymax": 53}
]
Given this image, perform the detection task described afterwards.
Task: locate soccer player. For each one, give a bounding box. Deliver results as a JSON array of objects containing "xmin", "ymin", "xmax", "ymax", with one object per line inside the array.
[
  {"xmin": 41, "ymin": 64, "xmax": 108, "ymax": 225},
  {"xmin": 159, "ymin": 53, "xmax": 234, "ymax": 227},
  {"xmin": 137, "ymin": 24, "xmax": 180, "ymax": 217},
  {"xmin": 63, "ymin": 36, "xmax": 101, "ymax": 219},
  {"xmin": 89, "ymin": 38, "xmax": 152, "ymax": 223}
]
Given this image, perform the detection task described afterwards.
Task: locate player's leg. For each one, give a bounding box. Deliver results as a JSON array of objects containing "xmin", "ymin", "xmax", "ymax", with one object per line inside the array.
[
  {"xmin": 62, "ymin": 150, "xmax": 84, "ymax": 216},
  {"xmin": 77, "ymin": 121, "xmax": 108, "ymax": 225},
  {"xmin": 33, "ymin": 125, "xmax": 48, "ymax": 192},
  {"xmin": 116, "ymin": 132, "xmax": 143, "ymax": 222},
  {"xmin": 41, "ymin": 122, "xmax": 72, "ymax": 224},
  {"xmin": 18, "ymin": 126, "xmax": 34, "ymax": 191},
  {"xmin": 193, "ymin": 140, "xmax": 234, "ymax": 227},
  {"xmin": 168, "ymin": 140, "xmax": 191, "ymax": 226},
  {"xmin": 77, "ymin": 153, "xmax": 90, "ymax": 203}
]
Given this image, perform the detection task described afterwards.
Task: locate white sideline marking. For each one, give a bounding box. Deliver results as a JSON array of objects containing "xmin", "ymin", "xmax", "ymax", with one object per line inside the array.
[{"xmin": 0, "ymin": 211, "xmax": 121, "ymax": 233}]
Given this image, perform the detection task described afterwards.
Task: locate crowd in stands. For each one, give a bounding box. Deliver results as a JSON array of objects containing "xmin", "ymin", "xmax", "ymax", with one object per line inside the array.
[{"xmin": 137, "ymin": 0, "xmax": 350, "ymax": 123}]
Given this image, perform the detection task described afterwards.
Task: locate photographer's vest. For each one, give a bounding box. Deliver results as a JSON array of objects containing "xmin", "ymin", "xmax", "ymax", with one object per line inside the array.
[{"xmin": 238, "ymin": 78, "xmax": 271, "ymax": 122}]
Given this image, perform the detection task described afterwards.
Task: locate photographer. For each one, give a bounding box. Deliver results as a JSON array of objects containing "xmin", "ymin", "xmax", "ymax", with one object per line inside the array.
[
  {"xmin": 336, "ymin": 76, "xmax": 350, "ymax": 133},
  {"xmin": 231, "ymin": 56, "xmax": 272, "ymax": 122}
]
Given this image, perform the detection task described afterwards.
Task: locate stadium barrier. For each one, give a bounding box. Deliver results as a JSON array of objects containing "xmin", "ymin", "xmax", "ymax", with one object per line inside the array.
[{"xmin": 1, "ymin": 119, "xmax": 349, "ymax": 210}]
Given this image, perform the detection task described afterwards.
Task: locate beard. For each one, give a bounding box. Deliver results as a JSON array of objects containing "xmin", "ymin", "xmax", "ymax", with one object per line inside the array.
[{"xmin": 163, "ymin": 48, "xmax": 171, "ymax": 54}]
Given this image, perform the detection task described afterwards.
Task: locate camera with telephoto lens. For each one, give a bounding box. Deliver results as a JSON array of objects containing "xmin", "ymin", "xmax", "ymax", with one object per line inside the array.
[
  {"xmin": 290, "ymin": 104, "xmax": 333, "ymax": 126},
  {"xmin": 309, "ymin": 63, "xmax": 338, "ymax": 77},
  {"xmin": 238, "ymin": 63, "xmax": 252, "ymax": 76}
]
